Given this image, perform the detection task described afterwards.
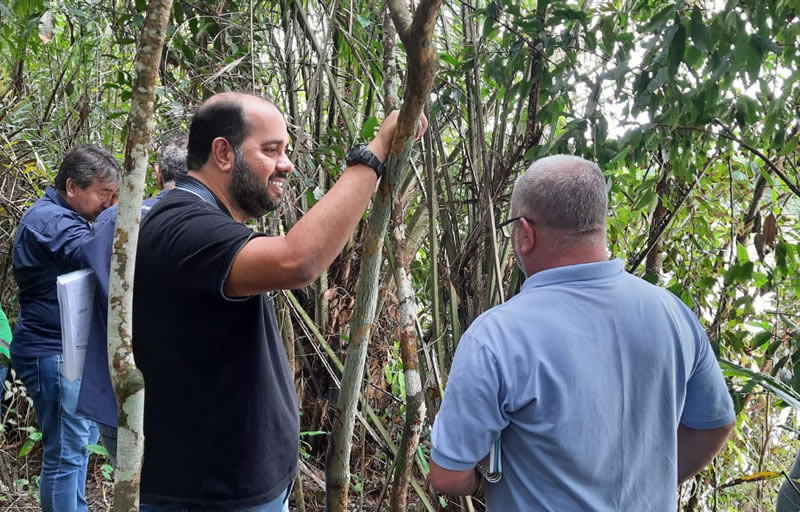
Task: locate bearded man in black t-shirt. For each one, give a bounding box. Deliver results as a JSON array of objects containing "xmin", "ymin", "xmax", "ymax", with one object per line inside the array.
[{"xmin": 133, "ymin": 92, "xmax": 427, "ymax": 511}]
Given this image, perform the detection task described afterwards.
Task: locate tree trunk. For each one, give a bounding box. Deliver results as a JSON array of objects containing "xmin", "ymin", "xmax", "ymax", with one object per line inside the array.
[
  {"xmin": 383, "ymin": 1, "xmax": 444, "ymax": 507},
  {"xmin": 645, "ymin": 171, "xmax": 670, "ymax": 276},
  {"xmin": 325, "ymin": 1, "xmax": 442, "ymax": 508},
  {"xmin": 106, "ymin": 1, "xmax": 173, "ymax": 510},
  {"xmin": 387, "ymin": 196, "xmax": 427, "ymax": 511}
]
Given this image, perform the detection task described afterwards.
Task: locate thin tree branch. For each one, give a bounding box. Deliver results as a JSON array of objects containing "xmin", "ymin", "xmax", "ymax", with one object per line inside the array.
[
  {"xmin": 655, "ymin": 124, "xmax": 800, "ymax": 199},
  {"xmin": 627, "ymin": 154, "xmax": 718, "ymax": 274}
]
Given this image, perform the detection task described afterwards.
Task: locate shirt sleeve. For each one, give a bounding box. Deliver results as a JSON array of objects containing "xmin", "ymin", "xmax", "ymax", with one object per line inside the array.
[
  {"xmin": 431, "ymin": 334, "xmax": 509, "ymax": 471},
  {"xmin": 81, "ymin": 211, "xmax": 117, "ymax": 299},
  {"xmin": 15, "ymin": 212, "xmax": 91, "ymax": 270},
  {"xmin": 164, "ymin": 203, "xmax": 264, "ymax": 301},
  {"xmin": 680, "ymin": 324, "xmax": 735, "ymax": 429}
]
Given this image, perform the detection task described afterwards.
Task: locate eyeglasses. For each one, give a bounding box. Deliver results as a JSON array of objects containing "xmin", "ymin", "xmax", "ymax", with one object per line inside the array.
[{"xmin": 497, "ymin": 216, "xmax": 535, "ymax": 238}]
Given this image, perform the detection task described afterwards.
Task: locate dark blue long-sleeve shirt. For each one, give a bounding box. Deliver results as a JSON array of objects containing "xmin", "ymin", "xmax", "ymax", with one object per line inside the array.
[
  {"xmin": 12, "ymin": 187, "xmax": 93, "ymax": 357},
  {"xmin": 75, "ymin": 191, "xmax": 167, "ymax": 427}
]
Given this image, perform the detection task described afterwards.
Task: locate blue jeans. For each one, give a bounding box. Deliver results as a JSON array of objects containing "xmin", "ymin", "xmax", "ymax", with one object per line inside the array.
[
  {"xmin": 140, "ymin": 485, "xmax": 292, "ymax": 512},
  {"xmin": 11, "ymin": 353, "xmax": 99, "ymax": 512},
  {"xmin": 0, "ymin": 365, "xmax": 8, "ymax": 419}
]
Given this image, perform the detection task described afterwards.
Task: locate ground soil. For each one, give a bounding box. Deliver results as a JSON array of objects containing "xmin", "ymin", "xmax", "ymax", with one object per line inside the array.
[{"xmin": 0, "ymin": 437, "xmax": 113, "ymax": 511}]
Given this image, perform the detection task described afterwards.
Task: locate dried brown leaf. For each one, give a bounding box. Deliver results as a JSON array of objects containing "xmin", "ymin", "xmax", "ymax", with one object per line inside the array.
[
  {"xmin": 38, "ymin": 11, "xmax": 55, "ymax": 44},
  {"xmin": 763, "ymin": 213, "xmax": 778, "ymax": 248}
]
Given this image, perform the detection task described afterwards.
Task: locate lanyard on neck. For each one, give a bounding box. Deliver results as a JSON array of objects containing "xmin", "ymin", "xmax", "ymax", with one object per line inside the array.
[{"xmin": 174, "ymin": 175, "xmax": 221, "ymax": 212}]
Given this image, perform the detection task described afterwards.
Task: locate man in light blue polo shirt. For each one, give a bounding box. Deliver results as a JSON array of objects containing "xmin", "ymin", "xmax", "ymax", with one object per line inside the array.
[{"xmin": 429, "ymin": 155, "xmax": 735, "ymax": 511}]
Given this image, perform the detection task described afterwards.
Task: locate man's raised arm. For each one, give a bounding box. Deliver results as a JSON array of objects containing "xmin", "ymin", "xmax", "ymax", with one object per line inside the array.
[{"xmin": 225, "ymin": 111, "xmax": 427, "ymax": 296}]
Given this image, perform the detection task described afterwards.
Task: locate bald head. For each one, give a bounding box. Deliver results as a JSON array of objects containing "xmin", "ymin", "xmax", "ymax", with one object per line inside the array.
[
  {"xmin": 186, "ymin": 92, "xmax": 276, "ymax": 171},
  {"xmin": 511, "ymin": 155, "xmax": 607, "ymax": 236}
]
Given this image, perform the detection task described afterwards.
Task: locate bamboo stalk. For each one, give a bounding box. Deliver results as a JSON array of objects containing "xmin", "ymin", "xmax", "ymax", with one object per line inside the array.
[
  {"xmin": 387, "ymin": 185, "xmax": 428, "ymax": 512},
  {"xmin": 284, "ymin": 290, "xmax": 435, "ymax": 512},
  {"xmin": 294, "ymin": 0, "xmax": 356, "ymax": 140},
  {"xmin": 279, "ymin": 301, "xmax": 306, "ymax": 512}
]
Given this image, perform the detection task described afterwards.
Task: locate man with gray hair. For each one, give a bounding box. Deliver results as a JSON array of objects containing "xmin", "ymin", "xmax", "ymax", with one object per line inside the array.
[
  {"xmin": 12, "ymin": 144, "xmax": 119, "ymax": 512},
  {"xmin": 429, "ymin": 155, "xmax": 735, "ymax": 510},
  {"xmin": 153, "ymin": 133, "xmax": 189, "ymax": 189},
  {"xmin": 76, "ymin": 133, "xmax": 189, "ymax": 463}
]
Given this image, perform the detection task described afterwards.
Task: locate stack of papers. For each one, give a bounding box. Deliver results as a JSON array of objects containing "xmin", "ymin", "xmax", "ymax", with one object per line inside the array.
[{"xmin": 56, "ymin": 269, "xmax": 96, "ymax": 381}]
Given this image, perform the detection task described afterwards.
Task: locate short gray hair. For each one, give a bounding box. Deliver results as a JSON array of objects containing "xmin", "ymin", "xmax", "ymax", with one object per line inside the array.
[
  {"xmin": 157, "ymin": 134, "xmax": 189, "ymax": 184},
  {"xmin": 511, "ymin": 155, "xmax": 607, "ymax": 234}
]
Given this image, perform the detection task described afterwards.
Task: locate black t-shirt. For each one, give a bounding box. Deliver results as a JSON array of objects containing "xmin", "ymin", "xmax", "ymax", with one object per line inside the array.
[{"xmin": 133, "ymin": 182, "xmax": 299, "ymax": 507}]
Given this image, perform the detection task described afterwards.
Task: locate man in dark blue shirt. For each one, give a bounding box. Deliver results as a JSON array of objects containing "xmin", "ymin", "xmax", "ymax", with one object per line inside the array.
[
  {"xmin": 11, "ymin": 144, "xmax": 120, "ymax": 512},
  {"xmin": 76, "ymin": 134, "xmax": 188, "ymax": 463}
]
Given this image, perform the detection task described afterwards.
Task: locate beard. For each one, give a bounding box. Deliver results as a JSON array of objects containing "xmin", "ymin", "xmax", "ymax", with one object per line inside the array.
[{"xmin": 230, "ymin": 146, "xmax": 283, "ymax": 219}]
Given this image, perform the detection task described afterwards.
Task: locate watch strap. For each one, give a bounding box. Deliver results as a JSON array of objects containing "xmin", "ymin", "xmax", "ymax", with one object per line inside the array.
[{"xmin": 346, "ymin": 143, "xmax": 385, "ymax": 178}]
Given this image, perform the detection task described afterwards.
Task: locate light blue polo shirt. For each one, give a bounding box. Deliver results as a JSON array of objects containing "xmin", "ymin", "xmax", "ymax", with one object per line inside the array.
[{"xmin": 431, "ymin": 259, "xmax": 734, "ymax": 511}]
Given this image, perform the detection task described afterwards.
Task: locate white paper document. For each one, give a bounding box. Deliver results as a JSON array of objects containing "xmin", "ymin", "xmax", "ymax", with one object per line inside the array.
[{"xmin": 56, "ymin": 269, "xmax": 97, "ymax": 381}]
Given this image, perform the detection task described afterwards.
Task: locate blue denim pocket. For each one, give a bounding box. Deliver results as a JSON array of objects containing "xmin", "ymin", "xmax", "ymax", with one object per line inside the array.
[{"xmin": 10, "ymin": 353, "xmax": 41, "ymax": 395}]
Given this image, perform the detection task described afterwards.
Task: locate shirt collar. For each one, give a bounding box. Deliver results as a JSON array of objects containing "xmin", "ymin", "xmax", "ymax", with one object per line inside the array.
[
  {"xmin": 174, "ymin": 174, "xmax": 231, "ymax": 216},
  {"xmin": 521, "ymin": 259, "xmax": 625, "ymax": 291},
  {"xmin": 44, "ymin": 186, "xmax": 75, "ymax": 212}
]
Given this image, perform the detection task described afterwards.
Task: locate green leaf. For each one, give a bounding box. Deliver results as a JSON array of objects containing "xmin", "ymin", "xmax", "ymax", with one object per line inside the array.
[
  {"xmin": 750, "ymin": 330, "xmax": 772, "ymax": 348},
  {"xmin": 684, "ymin": 45, "xmax": 704, "ymax": 69},
  {"xmin": 690, "ymin": 6, "xmax": 710, "ymax": 52},
  {"xmin": 647, "ymin": 67, "xmax": 669, "ymax": 92},
  {"xmin": 355, "ymin": 14, "xmax": 371, "ymax": 28},
  {"xmin": 634, "ymin": 189, "xmax": 657, "ymax": 211},
  {"xmin": 599, "ymin": 16, "xmax": 615, "ymax": 51},
  {"xmin": 668, "ymin": 22, "xmax": 686, "ymax": 77},
  {"xmin": 86, "ymin": 443, "xmax": 109, "ymax": 457},
  {"xmin": 724, "ymin": 261, "xmax": 754, "ymax": 285},
  {"xmin": 17, "ymin": 431, "xmax": 42, "ymax": 458},
  {"xmin": 737, "ymin": 242, "xmax": 750, "ymax": 263},
  {"xmin": 779, "ymin": 137, "xmax": 799, "ymax": 156},
  {"xmin": 360, "ymin": 116, "xmax": 379, "ymax": 140},
  {"xmin": 736, "ymin": 97, "xmax": 760, "ymax": 125},
  {"xmin": 646, "ymin": 4, "xmax": 676, "ymax": 31},
  {"xmin": 439, "ymin": 53, "xmax": 459, "ymax": 68},
  {"xmin": 173, "ymin": 1, "xmax": 184, "ymax": 24},
  {"xmin": 751, "ymin": 34, "xmax": 781, "ymax": 55},
  {"xmin": 482, "ymin": 5, "xmax": 499, "ymax": 39},
  {"xmin": 721, "ymin": 360, "xmax": 800, "ymax": 410},
  {"xmin": 643, "ymin": 273, "xmax": 659, "ymax": 284},
  {"xmin": 744, "ymin": 37, "xmax": 764, "ymax": 83},
  {"xmin": 766, "ymin": 338, "xmax": 783, "ymax": 357},
  {"xmin": 776, "ymin": 242, "xmax": 789, "ymax": 273},
  {"xmin": 300, "ymin": 430, "xmax": 326, "ymax": 437},
  {"xmin": 523, "ymin": 145, "xmax": 539, "ymax": 161}
]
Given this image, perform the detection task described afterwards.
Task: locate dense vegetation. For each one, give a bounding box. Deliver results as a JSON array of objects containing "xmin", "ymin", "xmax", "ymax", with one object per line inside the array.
[{"xmin": 3, "ymin": 0, "xmax": 800, "ymax": 509}]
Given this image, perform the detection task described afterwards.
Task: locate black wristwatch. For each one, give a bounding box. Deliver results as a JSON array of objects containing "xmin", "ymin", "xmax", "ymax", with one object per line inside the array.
[{"xmin": 346, "ymin": 143, "xmax": 385, "ymax": 178}]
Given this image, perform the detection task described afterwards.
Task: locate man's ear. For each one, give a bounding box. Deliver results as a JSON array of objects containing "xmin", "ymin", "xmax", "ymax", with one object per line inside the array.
[
  {"xmin": 65, "ymin": 177, "xmax": 77, "ymax": 198},
  {"xmin": 154, "ymin": 164, "xmax": 164, "ymax": 189},
  {"xmin": 210, "ymin": 137, "xmax": 235, "ymax": 173},
  {"xmin": 518, "ymin": 218, "xmax": 536, "ymax": 255}
]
